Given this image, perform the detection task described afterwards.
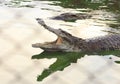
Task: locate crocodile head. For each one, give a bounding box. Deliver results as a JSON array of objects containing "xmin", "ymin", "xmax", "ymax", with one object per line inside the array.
[
  {"xmin": 32, "ymin": 36, "xmax": 74, "ymax": 52},
  {"xmin": 32, "ymin": 18, "xmax": 85, "ymax": 52}
]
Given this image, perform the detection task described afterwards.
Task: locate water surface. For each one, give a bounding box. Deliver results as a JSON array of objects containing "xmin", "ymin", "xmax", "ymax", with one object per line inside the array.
[{"xmin": 0, "ymin": 0, "xmax": 120, "ymax": 84}]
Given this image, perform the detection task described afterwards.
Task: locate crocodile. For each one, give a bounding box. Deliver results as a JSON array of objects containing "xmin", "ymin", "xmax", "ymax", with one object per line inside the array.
[
  {"xmin": 51, "ymin": 13, "xmax": 92, "ymax": 21},
  {"xmin": 32, "ymin": 18, "xmax": 120, "ymax": 52}
]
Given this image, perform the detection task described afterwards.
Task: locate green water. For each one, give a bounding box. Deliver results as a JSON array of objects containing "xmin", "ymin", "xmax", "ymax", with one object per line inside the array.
[
  {"xmin": 32, "ymin": 50, "xmax": 120, "ymax": 81},
  {"xmin": 4, "ymin": 0, "xmax": 120, "ymax": 81},
  {"xmin": 34, "ymin": 0, "xmax": 120, "ymax": 81},
  {"xmin": 42, "ymin": 0, "xmax": 120, "ymax": 29},
  {"xmin": 35, "ymin": 0, "xmax": 120, "ymax": 81},
  {"xmin": 7, "ymin": 0, "xmax": 120, "ymax": 30}
]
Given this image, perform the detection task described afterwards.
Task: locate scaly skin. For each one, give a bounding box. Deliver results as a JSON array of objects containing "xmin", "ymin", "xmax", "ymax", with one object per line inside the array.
[
  {"xmin": 32, "ymin": 18, "xmax": 120, "ymax": 52},
  {"xmin": 52, "ymin": 13, "xmax": 92, "ymax": 21}
]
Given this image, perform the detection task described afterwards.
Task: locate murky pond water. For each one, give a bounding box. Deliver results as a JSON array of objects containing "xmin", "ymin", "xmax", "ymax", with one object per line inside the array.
[
  {"xmin": 1, "ymin": 0, "xmax": 120, "ymax": 36},
  {"xmin": 0, "ymin": 0, "xmax": 120, "ymax": 84}
]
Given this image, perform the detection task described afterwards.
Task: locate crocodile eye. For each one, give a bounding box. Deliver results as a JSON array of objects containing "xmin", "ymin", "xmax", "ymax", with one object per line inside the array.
[
  {"xmin": 101, "ymin": 47, "xmax": 106, "ymax": 50},
  {"xmin": 71, "ymin": 15, "xmax": 77, "ymax": 17},
  {"xmin": 109, "ymin": 47, "xmax": 115, "ymax": 50}
]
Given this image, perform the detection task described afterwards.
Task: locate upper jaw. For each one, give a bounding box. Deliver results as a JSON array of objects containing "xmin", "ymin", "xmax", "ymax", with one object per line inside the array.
[{"xmin": 32, "ymin": 18, "xmax": 84, "ymax": 52}]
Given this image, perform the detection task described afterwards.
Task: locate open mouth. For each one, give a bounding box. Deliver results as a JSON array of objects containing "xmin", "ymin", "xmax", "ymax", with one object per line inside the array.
[
  {"xmin": 32, "ymin": 37, "xmax": 69, "ymax": 51},
  {"xmin": 32, "ymin": 18, "xmax": 82, "ymax": 52},
  {"xmin": 32, "ymin": 18, "xmax": 74, "ymax": 52}
]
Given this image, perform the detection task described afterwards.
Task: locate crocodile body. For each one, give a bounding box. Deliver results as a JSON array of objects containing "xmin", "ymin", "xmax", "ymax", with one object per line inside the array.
[
  {"xmin": 32, "ymin": 18, "xmax": 120, "ymax": 52},
  {"xmin": 52, "ymin": 13, "xmax": 92, "ymax": 21},
  {"xmin": 78, "ymin": 34, "xmax": 120, "ymax": 52}
]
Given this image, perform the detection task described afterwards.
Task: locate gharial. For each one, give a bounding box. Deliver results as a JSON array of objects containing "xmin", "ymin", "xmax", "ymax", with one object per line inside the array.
[{"xmin": 32, "ymin": 18, "xmax": 120, "ymax": 52}]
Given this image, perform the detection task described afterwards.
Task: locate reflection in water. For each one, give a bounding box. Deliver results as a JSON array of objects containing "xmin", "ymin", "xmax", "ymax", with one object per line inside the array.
[
  {"xmin": 1, "ymin": 0, "xmax": 120, "ymax": 82},
  {"xmin": 39, "ymin": 0, "xmax": 120, "ymax": 32},
  {"xmin": 1, "ymin": 0, "xmax": 120, "ymax": 30},
  {"xmin": 32, "ymin": 50, "xmax": 120, "ymax": 81},
  {"xmin": 30, "ymin": 0, "xmax": 120, "ymax": 79},
  {"xmin": 32, "ymin": 51, "xmax": 85, "ymax": 81}
]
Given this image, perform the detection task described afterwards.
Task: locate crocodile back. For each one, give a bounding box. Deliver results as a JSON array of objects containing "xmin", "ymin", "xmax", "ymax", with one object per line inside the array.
[{"xmin": 85, "ymin": 34, "xmax": 120, "ymax": 51}]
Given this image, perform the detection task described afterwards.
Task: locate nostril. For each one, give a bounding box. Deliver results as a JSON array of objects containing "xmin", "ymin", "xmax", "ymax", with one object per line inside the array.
[
  {"xmin": 32, "ymin": 44, "xmax": 36, "ymax": 47},
  {"xmin": 32, "ymin": 43, "xmax": 40, "ymax": 48}
]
